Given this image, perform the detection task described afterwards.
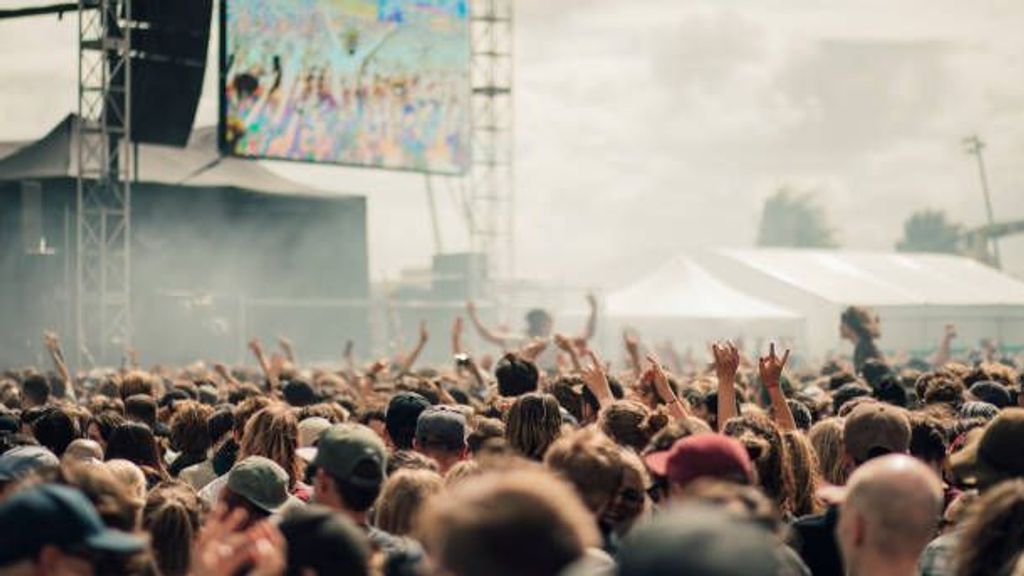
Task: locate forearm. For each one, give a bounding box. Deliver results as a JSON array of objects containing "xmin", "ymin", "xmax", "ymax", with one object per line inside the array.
[
  {"xmin": 766, "ymin": 385, "xmax": 797, "ymax": 431},
  {"xmin": 717, "ymin": 378, "xmax": 738, "ymax": 431},
  {"xmin": 582, "ymin": 302, "xmax": 598, "ymax": 341},
  {"xmin": 399, "ymin": 341, "xmax": 427, "ymax": 375},
  {"xmin": 933, "ymin": 337, "xmax": 952, "ymax": 368}
]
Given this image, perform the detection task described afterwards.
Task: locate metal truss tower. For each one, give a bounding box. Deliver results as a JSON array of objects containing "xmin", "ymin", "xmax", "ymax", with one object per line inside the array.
[
  {"xmin": 76, "ymin": 0, "xmax": 133, "ymax": 367},
  {"xmin": 467, "ymin": 0, "xmax": 514, "ymax": 283}
]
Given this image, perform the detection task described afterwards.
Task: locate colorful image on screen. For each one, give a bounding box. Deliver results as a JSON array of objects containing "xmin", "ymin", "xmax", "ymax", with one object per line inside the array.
[{"xmin": 221, "ymin": 0, "xmax": 470, "ymax": 174}]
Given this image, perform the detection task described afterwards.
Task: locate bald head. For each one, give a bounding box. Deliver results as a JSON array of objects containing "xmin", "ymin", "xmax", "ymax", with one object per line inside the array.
[
  {"xmin": 61, "ymin": 438, "xmax": 104, "ymax": 466},
  {"xmin": 838, "ymin": 454, "xmax": 942, "ymax": 569}
]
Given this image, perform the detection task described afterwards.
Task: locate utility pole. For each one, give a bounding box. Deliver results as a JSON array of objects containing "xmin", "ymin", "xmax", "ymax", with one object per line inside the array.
[{"xmin": 963, "ymin": 135, "xmax": 1000, "ymax": 268}]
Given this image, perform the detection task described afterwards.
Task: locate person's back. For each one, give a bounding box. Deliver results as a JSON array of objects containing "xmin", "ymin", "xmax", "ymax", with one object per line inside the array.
[
  {"xmin": 791, "ymin": 402, "xmax": 912, "ymax": 576},
  {"xmin": 834, "ymin": 454, "xmax": 943, "ymax": 576}
]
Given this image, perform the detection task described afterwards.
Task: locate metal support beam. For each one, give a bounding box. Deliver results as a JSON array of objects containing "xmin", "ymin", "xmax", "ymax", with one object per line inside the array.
[
  {"xmin": 76, "ymin": 0, "xmax": 132, "ymax": 367},
  {"xmin": 465, "ymin": 0, "xmax": 514, "ymax": 282}
]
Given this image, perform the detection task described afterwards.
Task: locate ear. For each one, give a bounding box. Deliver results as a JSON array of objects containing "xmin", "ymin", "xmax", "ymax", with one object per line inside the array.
[
  {"xmin": 37, "ymin": 545, "xmax": 62, "ymax": 572},
  {"xmin": 853, "ymin": 512, "xmax": 867, "ymax": 548},
  {"xmin": 841, "ymin": 452, "xmax": 857, "ymax": 477}
]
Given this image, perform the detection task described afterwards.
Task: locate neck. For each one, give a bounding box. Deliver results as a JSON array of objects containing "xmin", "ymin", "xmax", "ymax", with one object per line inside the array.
[
  {"xmin": 848, "ymin": 554, "xmax": 919, "ymax": 576},
  {"xmin": 346, "ymin": 509, "xmax": 369, "ymax": 527}
]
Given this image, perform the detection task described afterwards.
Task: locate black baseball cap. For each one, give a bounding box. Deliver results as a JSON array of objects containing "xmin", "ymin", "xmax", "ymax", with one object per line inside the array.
[
  {"xmin": 415, "ymin": 406, "xmax": 467, "ymax": 451},
  {"xmin": 385, "ymin": 392, "xmax": 430, "ymax": 450},
  {"xmin": 0, "ymin": 484, "xmax": 144, "ymax": 565}
]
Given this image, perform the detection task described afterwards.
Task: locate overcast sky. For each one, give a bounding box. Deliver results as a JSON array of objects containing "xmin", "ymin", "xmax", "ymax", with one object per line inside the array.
[{"xmin": 2, "ymin": 0, "xmax": 1023, "ymax": 289}]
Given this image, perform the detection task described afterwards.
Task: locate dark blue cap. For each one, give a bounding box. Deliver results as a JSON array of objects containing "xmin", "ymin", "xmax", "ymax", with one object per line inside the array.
[{"xmin": 0, "ymin": 484, "xmax": 144, "ymax": 565}]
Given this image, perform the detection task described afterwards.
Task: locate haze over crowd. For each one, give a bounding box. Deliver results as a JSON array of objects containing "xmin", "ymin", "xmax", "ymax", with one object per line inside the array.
[{"xmin": 2, "ymin": 0, "xmax": 1023, "ymax": 285}]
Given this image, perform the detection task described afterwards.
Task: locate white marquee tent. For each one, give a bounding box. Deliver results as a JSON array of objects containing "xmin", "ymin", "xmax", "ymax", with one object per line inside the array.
[
  {"xmin": 593, "ymin": 255, "xmax": 803, "ymax": 350},
  {"xmin": 697, "ymin": 248, "xmax": 1024, "ymax": 358}
]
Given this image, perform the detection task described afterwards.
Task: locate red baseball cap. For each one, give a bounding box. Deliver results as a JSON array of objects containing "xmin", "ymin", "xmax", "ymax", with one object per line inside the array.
[{"xmin": 644, "ymin": 434, "xmax": 754, "ymax": 488}]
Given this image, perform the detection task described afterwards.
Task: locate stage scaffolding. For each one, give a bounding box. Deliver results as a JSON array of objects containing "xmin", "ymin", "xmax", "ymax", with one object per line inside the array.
[
  {"xmin": 440, "ymin": 0, "xmax": 515, "ymax": 292},
  {"xmin": 75, "ymin": 0, "xmax": 132, "ymax": 367}
]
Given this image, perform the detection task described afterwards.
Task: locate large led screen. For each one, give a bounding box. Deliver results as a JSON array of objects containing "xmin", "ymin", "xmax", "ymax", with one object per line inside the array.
[{"xmin": 221, "ymin": 0, "xmax": 470, "ymax": 174}]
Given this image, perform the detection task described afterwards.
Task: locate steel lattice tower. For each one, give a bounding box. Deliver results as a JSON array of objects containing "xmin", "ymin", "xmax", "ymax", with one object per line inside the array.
[
  {"xmin": 467, "ymin": 0, "xmax": 514, "ymax": 284},
  {"xmin": 76, "ymin": 0, "xmax": 133, "ymax": 367}
]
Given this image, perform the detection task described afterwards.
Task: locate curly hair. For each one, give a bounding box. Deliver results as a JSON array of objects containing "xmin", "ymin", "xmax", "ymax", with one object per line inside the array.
[
  {"xmin": 963, "ymin": 362, "xmax": 1019, "ymax": 390},
  {"xmin": 954, "ymin": 479, "xmax": 1024, "ymax": 576},
  {"xmin": 723, "ymin": 413, "xmax": 795, "ymax": 515},
  {"xmin": 841, "ymin": 306, "xmax": 881, "ymax": 339},
  {"xmin": 239, "ymin": 404, "xmax": 301, "ymax": 488},
  {"xmin": 598, "ymin": 399, "xmax": 669, "ymax": 453}
]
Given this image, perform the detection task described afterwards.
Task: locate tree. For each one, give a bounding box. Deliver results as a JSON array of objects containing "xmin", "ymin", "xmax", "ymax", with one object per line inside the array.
[
  {"xmin": 756, "ymin": 187, "xmax": 837, "ymax": 248},
  {"xmin": 896, "ymin": 210, "xmax": 962, "ymax": 254}
]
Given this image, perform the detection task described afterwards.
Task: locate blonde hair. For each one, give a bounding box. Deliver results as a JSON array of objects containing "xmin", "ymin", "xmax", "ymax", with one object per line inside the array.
[
  {"xmin": 143, "ymin": 482, "xmax": 203, "ymax": 576},
  {"xmin": 782, "ymin": 430, "xmax": 824, "ymax": 516},
  {"xmin": 375, "ymin": 469, "xmax": 444, "ymax": 536},
  {"xmin": 240, "ymin": 404, "xmax": 301, "ymax": 487},
  {"xmin": 444, "ymin": 459, "xmax": 483, "ymax": 488},
  {"xmin": 105, "ymin": 458, "xmax": 148, "ymax": 502},
  {"xmin": 808, "ymin": 417, "xmax": 847, "ymax": 486}
]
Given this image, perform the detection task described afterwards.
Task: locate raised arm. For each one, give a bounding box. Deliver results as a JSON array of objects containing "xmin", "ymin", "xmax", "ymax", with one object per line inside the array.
[
  {"xmin": 713, "ymin": 341, "xmax": 740, "ymax": 431},
  {"xmin": 465, "ymin": 300, "xmax": 512, "ymax": 348},
  {"xmin": 647, "ymin": 354, "xmax": 690, "ymax": 420},
  {"xmin": 397, "ymin": 321, "xmax": 429, "ymax": 376},
  {"xmin": 451, "ymin": 315, "xmax": 465, "ymax": 356},
  {"xmin": 580, "ymin": 292, "xmax": 599, "ymax": 341},
  {"xmin": 623, "ymin": 329, "xmax": 643, "ymax": 379},
  {"xmin": 554, "ymin": 333, "xmax": 584, "ymax": 373},
  {"xmin": 248, "ymin": 338, "xmax": 280, "ymax": 390},
  {"xmin": 277, "ymin": 336, "xmax": 297, "ymax": 365},
  {"xmin": 581, "ymin": 350, "xmax": 614, "ymax": 409},
  {"xmin": 43, "ymin": 331, "xmax": 74, "ymax": 400},
  {"xmin": 933, "ymin": 324, "xmax": 956, "ymax": 368},
  {"xmin": 760, "ymin": 343, "xmax": 797, "ymax": 432}
]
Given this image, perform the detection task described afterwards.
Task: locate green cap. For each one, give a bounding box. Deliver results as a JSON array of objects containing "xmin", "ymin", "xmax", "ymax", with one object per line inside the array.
[
  {"xmin": 312, "ymin": 424, "xmax": 386, "ymax": 488},
  {"xmin": 227, "ymin": 456, "xmax": 292, "ymax": 513}
]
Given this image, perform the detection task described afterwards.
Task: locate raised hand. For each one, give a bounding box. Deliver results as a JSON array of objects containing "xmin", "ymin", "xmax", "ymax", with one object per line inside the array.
[
  {"xmin": 247, "ymin": 338, "xmax": 264, "ymax": 356},
  {"xmin": 580, "ymin": 350, "xmax": 613, "ymax": 407},
  {"xmin": 418, "ymin": 320, "xmax": 430, "ymax": 345},
  {"xmin": 645, "ymin": 354, "xmax": 674, "ymax": 403},
  {"xmin": 623, "ymin": 330, "xmax": 640, "ymax": 356},
  {"xmin": 553, "ymin": 333, "xmax": 575, "ymax": 353},
  {"xmin": 520, "ymin": 338, "xmax": 548, "ymax": 361},
  {"xmin": 758, "ymin": 342, "xmax": 790, "ymax": 389},
  {"xmin": 712, "ymin": 340, "xmax": 740, "ymax": 384},
  {"xmin": 43, "ymin": 331, "xmax": 60, "ymax": 351},
  {"xmin": 944, "ymin": 324, "xmax": 957, "ymax": 340}
]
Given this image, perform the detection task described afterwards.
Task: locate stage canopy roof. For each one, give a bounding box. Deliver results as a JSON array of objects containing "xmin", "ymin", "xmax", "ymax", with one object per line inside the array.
[
  {"xmin": 0, "ymin": 115, "xmax": 337, "ymax": 197},
  {"xmin": 714, "ymin": 248, "xmax": 1024, "ymax": 307}
]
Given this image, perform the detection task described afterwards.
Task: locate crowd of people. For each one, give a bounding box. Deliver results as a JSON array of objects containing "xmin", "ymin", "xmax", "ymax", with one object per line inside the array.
[{"xmin": 1, "ymin": 303, "xmax": 1024, "ymax": 576}]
